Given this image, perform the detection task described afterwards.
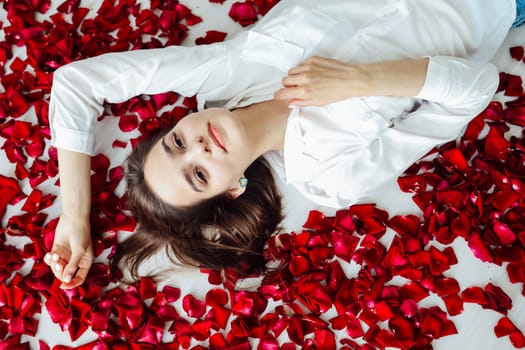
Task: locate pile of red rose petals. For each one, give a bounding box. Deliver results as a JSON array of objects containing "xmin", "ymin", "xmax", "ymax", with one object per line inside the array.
[
  {"xmin": 394, "ymin": 48, "xmax": 525, "ymax": 348},
  {"xmin": 1, "ymin": 0, "xmax": 525, "ymax": 348}
]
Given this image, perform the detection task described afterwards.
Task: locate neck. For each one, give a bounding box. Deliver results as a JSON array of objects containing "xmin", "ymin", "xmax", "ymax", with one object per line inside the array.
[{"xmin": 232, "ymin": 99, "xmax": 291, "ymax": 159}]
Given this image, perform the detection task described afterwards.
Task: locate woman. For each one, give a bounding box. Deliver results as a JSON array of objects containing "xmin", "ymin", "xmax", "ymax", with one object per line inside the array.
[{"xmin": 44, "ymin": 0, "xmax": 517, "ymax": 289}]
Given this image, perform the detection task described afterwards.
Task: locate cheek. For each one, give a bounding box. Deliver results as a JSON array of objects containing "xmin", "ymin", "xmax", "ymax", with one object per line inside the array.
[{"xmin": 210, "ymin": 159, "xmax": 241, "ymax": 185}]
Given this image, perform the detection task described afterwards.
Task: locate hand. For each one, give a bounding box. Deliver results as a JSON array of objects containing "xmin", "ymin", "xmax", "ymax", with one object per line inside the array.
[
  {"xmin": 44, "ymin": 214, "xmax": 94, "ymax": 289},
  {"xmin": 274, "ymin": 56, "xmax": 370, "ymax": 106}
]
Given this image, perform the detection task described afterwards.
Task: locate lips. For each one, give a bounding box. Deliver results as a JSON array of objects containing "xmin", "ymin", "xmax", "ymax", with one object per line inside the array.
[{"xmin": 208, "ymin": 123, "xmax": 227, "ymax": 152}]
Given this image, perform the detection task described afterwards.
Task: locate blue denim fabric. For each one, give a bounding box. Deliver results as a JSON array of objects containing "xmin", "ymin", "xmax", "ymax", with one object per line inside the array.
[{"xmin": 513, "ymin": 0, "xmax": 525, "ymax": 27}]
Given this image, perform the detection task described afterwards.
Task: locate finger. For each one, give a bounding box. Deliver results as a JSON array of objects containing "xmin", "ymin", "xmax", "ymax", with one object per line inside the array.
[
  {"xmin": 44, "ymin": 253, "xmax": 67, "ymax": 279},
  {"xmin": 289, "ymin": 56, "xmax": 342, "ymax": 75},
  {"xmin": 44, "ymin": 253, "xmax": 52, "ymax": 265},
  {"xmin": 287, "ymin": 66, "xmax": 307, "ymax": 76},
  {"xmin": 51, "ymin": 245, "xmax": 72, "ymax": 262},
  {"xmin": 281, "ymin": 74, "xmax": 311, "ymax": 88},
  {"xmin": 60, "ymin": 266, "xmax": 89, "ymax": 289},
  {"xmin": 303, "ymin": 56, "xmax": 344, "ymax": 70},
  {"xmin": 309, "ymin": 56, "xmax": 339, "ymax": 67},
  {"xmin": 289, "ymin": 98, "xmax": 318, "ymax": 107},
  {"xmin": 44, "ymin": 248, "xmax": 68, "ymax": 265},
  {"xmin": 274, "ymin": 87, "xmax": 307, "ymax": 101},
  {"xmin": 54, "ymin": 261, "xmax": 64, "ymax": 276},
  {"xmin": 62, "ymin": 251, "xmax": 85, "ymax": 283},
  {"xmin": 288, "ymin": 55, "xmax": 333, "ymax": 72},
  {"xmin": 287, "ymin": 61, "xmax": 314, "ymax": 75},
  {"xmin": 51, "ymin": 261, "xmax": 66, "ymax": 280}
]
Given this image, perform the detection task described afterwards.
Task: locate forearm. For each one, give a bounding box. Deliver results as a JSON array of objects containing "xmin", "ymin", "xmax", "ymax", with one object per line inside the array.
[
  {"xmin": 274, "ymin": 56, "xmax": 430, "ymax": 106},
  {"xmin": 50, "ymin": 45, "xmax": 226, "ymax": 155},
  {"xmin": 57, "ymin": 148, "xmax": 91, "ymax": 220},
  {"xmin": 362, "ymin": 58, "xmax": 429, "ymax": 97}
]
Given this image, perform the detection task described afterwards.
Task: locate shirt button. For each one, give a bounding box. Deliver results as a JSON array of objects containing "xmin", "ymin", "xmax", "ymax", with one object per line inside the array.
[{"xmin": 365, "ymin": 112, "xmax": 372, "ymax": 119}]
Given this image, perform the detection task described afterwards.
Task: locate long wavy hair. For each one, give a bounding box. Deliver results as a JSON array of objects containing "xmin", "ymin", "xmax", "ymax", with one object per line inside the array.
[{"xmin": 110, "ymin": 128, "xmax": 284, "ymax": 280}]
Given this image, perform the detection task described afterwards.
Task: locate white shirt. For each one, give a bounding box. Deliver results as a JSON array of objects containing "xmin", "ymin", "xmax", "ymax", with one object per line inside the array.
[{"xmin": 49, "ymin": 0, "xmax": 515, "ymax": 208}]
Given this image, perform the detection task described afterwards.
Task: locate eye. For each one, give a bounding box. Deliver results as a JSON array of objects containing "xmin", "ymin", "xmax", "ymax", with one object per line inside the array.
[
  {"xmin": 195, "ymin": 167, "xmax": 207, "ymax": 183},
  {"xmin": 172, "ymin": 132, "xmax": 184, "ymax": 149}
]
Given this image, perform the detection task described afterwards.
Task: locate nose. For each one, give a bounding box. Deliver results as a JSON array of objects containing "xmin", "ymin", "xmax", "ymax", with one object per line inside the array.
[{"xmin": 188, "ymin": 136, "xmax": 211, "ymax": 156}]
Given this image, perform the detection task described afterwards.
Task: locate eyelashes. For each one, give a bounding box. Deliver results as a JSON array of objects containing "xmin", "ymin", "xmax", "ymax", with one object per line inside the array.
[
  {"xmin": 172, "ymin": 132, "xmax": 208, "ymax": 184},
  {"xmin": 195, "ymin": 167, "xmax": 207, "ymax": 183},
  {"xmin": 172, "ymin": 132, "xmax": 184, "ymax": 149}
]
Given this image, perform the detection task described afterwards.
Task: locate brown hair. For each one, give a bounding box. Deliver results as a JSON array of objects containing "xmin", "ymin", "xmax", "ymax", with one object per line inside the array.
[{"xmin": 110, "ymin": 128, "xmax": 283, "ymax": 280}]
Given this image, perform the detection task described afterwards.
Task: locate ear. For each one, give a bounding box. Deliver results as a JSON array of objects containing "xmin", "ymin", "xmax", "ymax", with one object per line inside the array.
[{"xmin": 227, "ymin": 177, "xmax": 247, "ymax": 199}]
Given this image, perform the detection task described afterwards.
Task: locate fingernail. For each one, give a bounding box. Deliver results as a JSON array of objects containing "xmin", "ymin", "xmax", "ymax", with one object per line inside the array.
[
  {"xmin": 55, "ymin": 263, "xmax": 62, "ymax": 272},
  {"xmin": 64, "ymin": 275, "xmax": 72, "ymax": 283},
  {"xmin": 52, "ymin": 254, "xmax": 59, "ymax": 261}
]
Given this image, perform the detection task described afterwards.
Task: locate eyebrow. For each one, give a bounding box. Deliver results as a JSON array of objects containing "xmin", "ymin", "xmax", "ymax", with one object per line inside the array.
[{"xmin": 161, "ymin": 135, "xmax": 203, "ymax": 193}]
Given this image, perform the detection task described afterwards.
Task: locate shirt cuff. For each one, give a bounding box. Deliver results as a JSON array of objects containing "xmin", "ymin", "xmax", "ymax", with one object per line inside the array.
[
  {"xmin": 415, "ymin": 56, "xmax": 449, "ymax": 103},
  {"xmin": 51, "ymin": 126, "xmax": 94, "ymax": 155}
]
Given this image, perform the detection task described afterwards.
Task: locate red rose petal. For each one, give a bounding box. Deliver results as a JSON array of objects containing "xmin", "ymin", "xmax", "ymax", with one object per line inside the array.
[
  {"xmin": 389, "ymin": 315, "xmax": 414, "ymax": 343},
  {"xmin": 435, "ymin": 278, "xmax": 460, "ymax": 297},
  {"xmin": 138, "ymin": 277, "xmax": 156, "ymax": 300},
  {"xmin": 0, "ymin": 175, "xmax": 23, "ymax": 220},
  {"xmin": 485, "ymin": 127, "xmax": 511, "ymax": 160},
  {"xmin": 399, "ymin": 299, "xmax": 418, "ymax": 318},
  {"xmin": 303, "ymin": 210, "xmax": 325, "ymax": 230},
  {"xmin": 195, "ymin": 30, "xmax": 228, "ymax": 45},
  {"xmin": 468, "ymin": 231, "xmax": 494, "ymax": 262},
  {"xmin": 400, "ymin": 282, "xmax": 429, "ymax": 302},
  {"xmin": 502, "ymin": 73, "xmax": 524, "ymax": 97},
  {"xmin": 462, "ymin": 286, "xmax": 488, "ymax": 305},
  {"xmin": 442, "ymin": 294, "xmax": 464, "ymax": 316},
  {"xmin": 485, "ymin": 283, "xmax": 513, "ymax": 314},
  {"xmin": 441, "ymin": 147, "xmax": 469, "ymax": 171},
  {"xmin": 286, "ymin": 316, "xmax": 305, "ymax": 345},
  {"xmin": 209, "ymin": 333, "xmax": 228, "ymax": 348},
  {"xmin": 118, "ymin": 114, "xmax": 139, "ymax": 132},
  {"xmin": 231, "ymin": 291, "xmax": 256, "ymax": 317},
  {"xmin": 495, "ymin": 317, "xmax": 525, "ymax": 348},
  {"xmin": 182, "ymin": 294, "xmax": 206, "ymax": 318},
  {"xmin": 2, "ymin": 2, "xmax": 525, "ymax": 349},
  {"xmin": 330, "ymin": 231, "xmax": 358, "ymax": 262},
  {"xmin": 346, "ymin": 317, "xmax": 364, "ymax": 338},
  {"xmin": 333, "ymin": 209, "xmax": 356, "ymax": 233},
  {"xmin": 314, "ymin": 329, "xmax": 336, "ymax": 350},
  {"xmin": 205, "ymin": 288, "xmax": 228, "ymax": 307},
  {"xmin": 45, "ymin": 293, "xmax": 69, "ymax": 324},
  {"xmin": 389, "ymin": 214, "xmax": 421, "ymax": 238},
  {"xmin": 420, "ymin": 307, "xmax": 458, "ymax": 339},
  {"xmin": 206, "ymin": 305, "xmax": 231, "ymax": 329},
  {"xmin": 429, "ymin": 246, "xmax": 456, "ymax": 276},
  {"xmin": 258, "ymin": 335, "xmax": 279, "ymax": 350},
  {"xmin": 397, "ymin": 174, "xmax": 427, "ymax": 193},
  {"xmin": 510, "ymin": 46, "xmax": 525, "ymax": 61},
  {"xmin": 491, "ymin": 220, "xmax": 517, "ymax": 245},
  {"xmin": 229, "ymin": 1, "xmax": 259, "ymax": 27}
]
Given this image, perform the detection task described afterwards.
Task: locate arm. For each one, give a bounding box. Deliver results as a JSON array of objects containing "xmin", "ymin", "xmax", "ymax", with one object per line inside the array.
[
  {"xmin": 330, "ymin": 57, "xmax": 498, "ymax": 205},
  {"xmin": 49, "ymin": 43, "xmax": 227, "ymax": 155},
  {"xmin": 47, "ymin": 44, "xmax": 227, "ymax": 287},
  {"xmin": 274, "ymin": 56, "xmax": 429, "ymax": 106},
  {"xmin": 44, "ymin": 148, "xmax": 93, "ymax": 289}
]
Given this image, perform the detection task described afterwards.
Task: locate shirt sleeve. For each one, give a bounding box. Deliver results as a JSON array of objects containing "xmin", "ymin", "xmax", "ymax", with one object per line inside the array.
[
  {"xmin": 335, "ymin": 56, "xmax": 499, "ymax": 205},
  {"xmin": 49, "ymin": 43, "xmax": 228, "ymax": 155}
]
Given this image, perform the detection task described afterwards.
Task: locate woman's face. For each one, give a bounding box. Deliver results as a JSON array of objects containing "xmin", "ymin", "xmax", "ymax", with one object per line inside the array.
[{"xmin": 144, "ymin": 108, "xmax": 252, "ymax": 207}]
